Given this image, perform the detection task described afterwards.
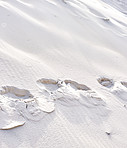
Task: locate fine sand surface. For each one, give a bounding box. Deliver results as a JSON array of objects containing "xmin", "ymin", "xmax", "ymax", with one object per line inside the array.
[{"xmin": 0, "ymin": 0, "xmax": 127, "ymax": 147}]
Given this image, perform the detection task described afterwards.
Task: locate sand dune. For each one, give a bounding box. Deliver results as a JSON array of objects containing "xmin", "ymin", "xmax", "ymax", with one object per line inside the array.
[{"xmin": 0, "ymin": 0, "xmax": 127, "ymax": 147}]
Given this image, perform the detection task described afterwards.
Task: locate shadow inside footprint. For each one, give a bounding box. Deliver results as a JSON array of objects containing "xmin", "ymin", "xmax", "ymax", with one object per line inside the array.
[
  {"xmin": 36, "ymin": 78, "xmax": 59, "ymax": 92},
  {"xmin": 97, "ymin": 77, "xmax": 114, "ymax": 88},
  {"xmin": 121, "ymin": 82, "xmax": 127, "ymax": 88},
  {"xmin": 64, "ymin": 80, "xmax": 91, "ymax": 91},
  {"xmin": 0, "ymin": 86, "xmax": 33, "ymax": 99}
]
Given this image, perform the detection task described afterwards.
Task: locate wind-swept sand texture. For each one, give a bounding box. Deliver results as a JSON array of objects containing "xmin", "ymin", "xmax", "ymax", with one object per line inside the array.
[{"xmin": 0, "ymin": 0, "xmax": 127, "ymax": 147}]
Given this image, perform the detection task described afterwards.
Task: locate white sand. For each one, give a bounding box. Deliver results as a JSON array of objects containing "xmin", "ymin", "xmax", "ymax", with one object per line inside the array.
[{"xmin": 0, "ymin": 0, "xmax": 127, "ymax": 147}]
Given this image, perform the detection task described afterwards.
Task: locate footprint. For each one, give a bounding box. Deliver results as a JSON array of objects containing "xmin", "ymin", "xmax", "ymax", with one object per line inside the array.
[
  {"xmin": 37, "ymin": 78, "xmax": 106, "ymax": 109},
  {"xmin": 37, "ymin": 78, "xmax": 90, "ymax": 92},
  {"xmin": 64, "ymin": 79, "xmax": 91, "ymax": 91},
  {"xmin": 0, "ymin": 86, "xmax": 33, "ymax": 99},
  {"xmin": 16, "ymin": 98, "xmax": 54, "ymax": 121},
  {"xmin": 121, "ymin": 81, "xmax": 127, "ymax": 88},
  {"xmin": 37, "ymin": 78, "xmax": 109, "ymax": 123},
  {"xmin": 97, "ymin": 77, "xmax": 114, "ymax": 88},
  {"xmin": 0, "ymin": 86, "xmax": 54, "ymax": 123},
  {"xmin": 37, "ymin": 78, "xmax": 59, "ymax": 92},
  {"xmin": 97, "ymin": 77, "xmax": 127, "ymax": 104},
  {"xmin": 0, "ymin": 102, "xmax": 26, "ymax": 130}
]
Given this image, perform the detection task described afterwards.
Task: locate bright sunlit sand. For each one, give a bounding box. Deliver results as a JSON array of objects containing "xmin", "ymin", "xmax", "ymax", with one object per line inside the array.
[{"xmin": 0, "ymin": 0, "xmax": 127, "ymax": 147}]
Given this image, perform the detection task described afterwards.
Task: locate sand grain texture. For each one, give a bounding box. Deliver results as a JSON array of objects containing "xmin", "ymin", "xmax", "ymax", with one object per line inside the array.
[{"xmin": 0, "ymin": 0, "xmax": 127, "ymax": 147}]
